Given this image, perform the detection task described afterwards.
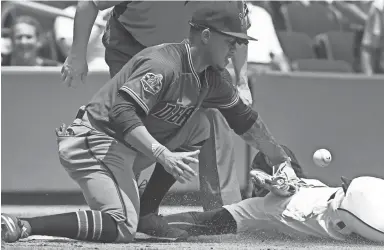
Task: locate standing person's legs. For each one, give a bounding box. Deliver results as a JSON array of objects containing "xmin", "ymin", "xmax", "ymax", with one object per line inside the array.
[{"xmin": 199, "ymin": 109, "xmax": 242, "ymax": 211}]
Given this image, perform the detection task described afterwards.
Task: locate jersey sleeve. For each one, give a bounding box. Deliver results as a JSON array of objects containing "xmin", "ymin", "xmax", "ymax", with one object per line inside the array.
[
  {"xmin": 203, "ymin": 67, "xmax": 257, "ymax": 135},
  {"xmin": 202, "ymin": 68, "xmax": 240, "ymax": 109},
  {"xmin": 119, "ymin": 58, "xmax": 174, "ymax": 115}
]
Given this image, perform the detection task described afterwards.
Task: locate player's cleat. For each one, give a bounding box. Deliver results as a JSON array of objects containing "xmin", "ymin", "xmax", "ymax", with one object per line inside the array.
[
  {"xmin": 1, "ymin": 214, "xmax": 30, "ymax": 243},
  {"xmin": 136, "ymin": 213, "xmax": 189, "ymax": 241}
]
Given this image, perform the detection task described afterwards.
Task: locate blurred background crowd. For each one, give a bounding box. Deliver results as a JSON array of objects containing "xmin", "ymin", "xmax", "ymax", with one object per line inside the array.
[{"xmin": 1, "ymin": 0, "xmax": 383, "ymax": 75}]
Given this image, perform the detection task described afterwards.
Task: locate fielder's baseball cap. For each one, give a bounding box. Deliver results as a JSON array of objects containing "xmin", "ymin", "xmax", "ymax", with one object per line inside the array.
[
  {"xmin": 190, "ymin": 1, "xmax": 257, "ymax": 44},
  {"xmin": 337, "ymin": 176, "xmax": 384, "ymax": 242}
]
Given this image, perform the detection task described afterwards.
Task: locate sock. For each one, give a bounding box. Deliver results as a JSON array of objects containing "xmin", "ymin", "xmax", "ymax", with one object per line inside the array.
[
  {"xmin": 140, "ymin": 162, "xmax": 176, "ymax": 216},
  {"xmin": 23, "ymin": 210, "xmax": 117, "ymax": 242}
]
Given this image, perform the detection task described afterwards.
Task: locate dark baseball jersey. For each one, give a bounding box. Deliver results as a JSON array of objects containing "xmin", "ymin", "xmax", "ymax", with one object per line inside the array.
[{"xmin": 86, "ymin": 42, "xmax": 245, "ymax": 144}]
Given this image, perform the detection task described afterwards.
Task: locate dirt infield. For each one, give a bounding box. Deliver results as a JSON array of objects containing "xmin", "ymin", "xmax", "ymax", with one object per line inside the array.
[{"xmin": 1, "ymin": 205, "xmax": 383, "ymax": 250}]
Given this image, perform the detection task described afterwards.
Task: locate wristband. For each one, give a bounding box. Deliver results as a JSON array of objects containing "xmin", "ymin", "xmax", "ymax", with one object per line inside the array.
[{"xmin": 152, "ymin": 143, "xmax": 167, "ymax": 160}]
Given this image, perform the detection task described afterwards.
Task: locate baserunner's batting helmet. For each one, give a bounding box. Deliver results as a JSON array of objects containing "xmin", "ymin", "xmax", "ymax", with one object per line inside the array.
[{"xmin": 337, "ymin": 176, "xmax": 384, "ymax": 242}]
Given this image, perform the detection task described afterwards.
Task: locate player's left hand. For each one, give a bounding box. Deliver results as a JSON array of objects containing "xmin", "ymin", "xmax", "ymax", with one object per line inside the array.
[
  {"xmin": 237, "ymin": 83, "xmax": 252, "ymax": 106},
  {"xmin": 61, "ymin": 53, "xmax": 88, "ymax": 88}
]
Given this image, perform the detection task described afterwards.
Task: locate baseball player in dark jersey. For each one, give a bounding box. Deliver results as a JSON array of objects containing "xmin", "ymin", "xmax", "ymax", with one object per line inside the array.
[
  {"xmin": 61, "ymin": 0, "xmax": 252, "ymax": 219},
  {"xmin": 2, "ymin": 2, "xmax": 297, "ymax": 244}
]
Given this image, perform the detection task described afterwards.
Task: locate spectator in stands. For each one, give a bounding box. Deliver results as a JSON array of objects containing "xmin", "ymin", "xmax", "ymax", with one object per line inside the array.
[
  {"xmin": 1, "ymin": 29, "xmax": 12, "ymax": 66},
  {"xmin": 327, "ymin": 0, "xmax": 373, "ymax": 72},
  {"xmin": 329, "ymin": 1, "xmax": 371, "ymax": 30},
  {"xmin": 7, "ymin": 16, "xmax": 60, "ymax": 66},
  {"xmin": 298, "ymin": 0, "xmax": 374, "ymax": 72},
  {"xmin": 54, "ymin": 6, "xmax": 110, "ymax": 70},
  {"xmin": 361, "ymin": 0, "xmax": 384, "ymax": 74},
  {"xmin": 246, "ymin": 2, "xmax": 291, "ymax": 73}
]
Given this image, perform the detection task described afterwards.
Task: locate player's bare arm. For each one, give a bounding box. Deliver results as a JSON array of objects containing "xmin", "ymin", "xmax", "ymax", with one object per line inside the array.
[
  {"xmin": 240, "ymin": 115, "xmax": 290, "ymax": 166},
  {"xmin": 231, "ymin": 1, "xmax": 252, "ymax": 105},
  {"xmin": 232, "ymin": 44, "xmax": 253, "ymax": 105},
  {"xmin": 231, "ymin": 44, "xmax": 248, "ymax": 86},
  {"xmin": 61, "ymin": 0, "xmax": 123, "ymax": 87}
]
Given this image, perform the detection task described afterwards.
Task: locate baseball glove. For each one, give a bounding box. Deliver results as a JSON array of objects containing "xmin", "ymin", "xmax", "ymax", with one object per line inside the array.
[{"xmin": 250, "ymin": 169, "xmax": 303, "ymax": 197}]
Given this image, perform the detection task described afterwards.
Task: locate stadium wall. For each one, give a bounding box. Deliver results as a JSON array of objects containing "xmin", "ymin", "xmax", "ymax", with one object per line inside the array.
[
  {"xmin": 0, "ymin": 67, "xmax": 249, "ymax": 195},
  {"xmin": 2, "ymin": 68, "xmax": 384, "ymax": 197}
]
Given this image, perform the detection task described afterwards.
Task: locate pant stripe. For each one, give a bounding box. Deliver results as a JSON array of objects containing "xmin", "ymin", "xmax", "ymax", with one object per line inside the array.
[
  {"xmin": 117, "ymin": 226, "xmax": 126, "ymax": 240},
  {"xmin": 84, "ymin": 135, "xmax": 128, "ymax": 222}
]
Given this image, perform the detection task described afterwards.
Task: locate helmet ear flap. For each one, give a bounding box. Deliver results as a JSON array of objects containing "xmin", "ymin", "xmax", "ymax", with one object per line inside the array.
[{"xmin": 341, "ymin": 176, "xmax": 352, "ymax": 193}]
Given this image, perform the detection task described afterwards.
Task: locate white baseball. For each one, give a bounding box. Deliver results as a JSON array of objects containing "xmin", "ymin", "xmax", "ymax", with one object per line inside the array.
[{"xmin": 313, "ymin": 149, "xmax": 332, "ymax": 167}]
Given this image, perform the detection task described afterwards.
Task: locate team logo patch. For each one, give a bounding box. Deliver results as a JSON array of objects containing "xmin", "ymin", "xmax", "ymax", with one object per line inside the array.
[{"xmin": 140, "ymin": 73, "xmax": 163, "ymax": 95}]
